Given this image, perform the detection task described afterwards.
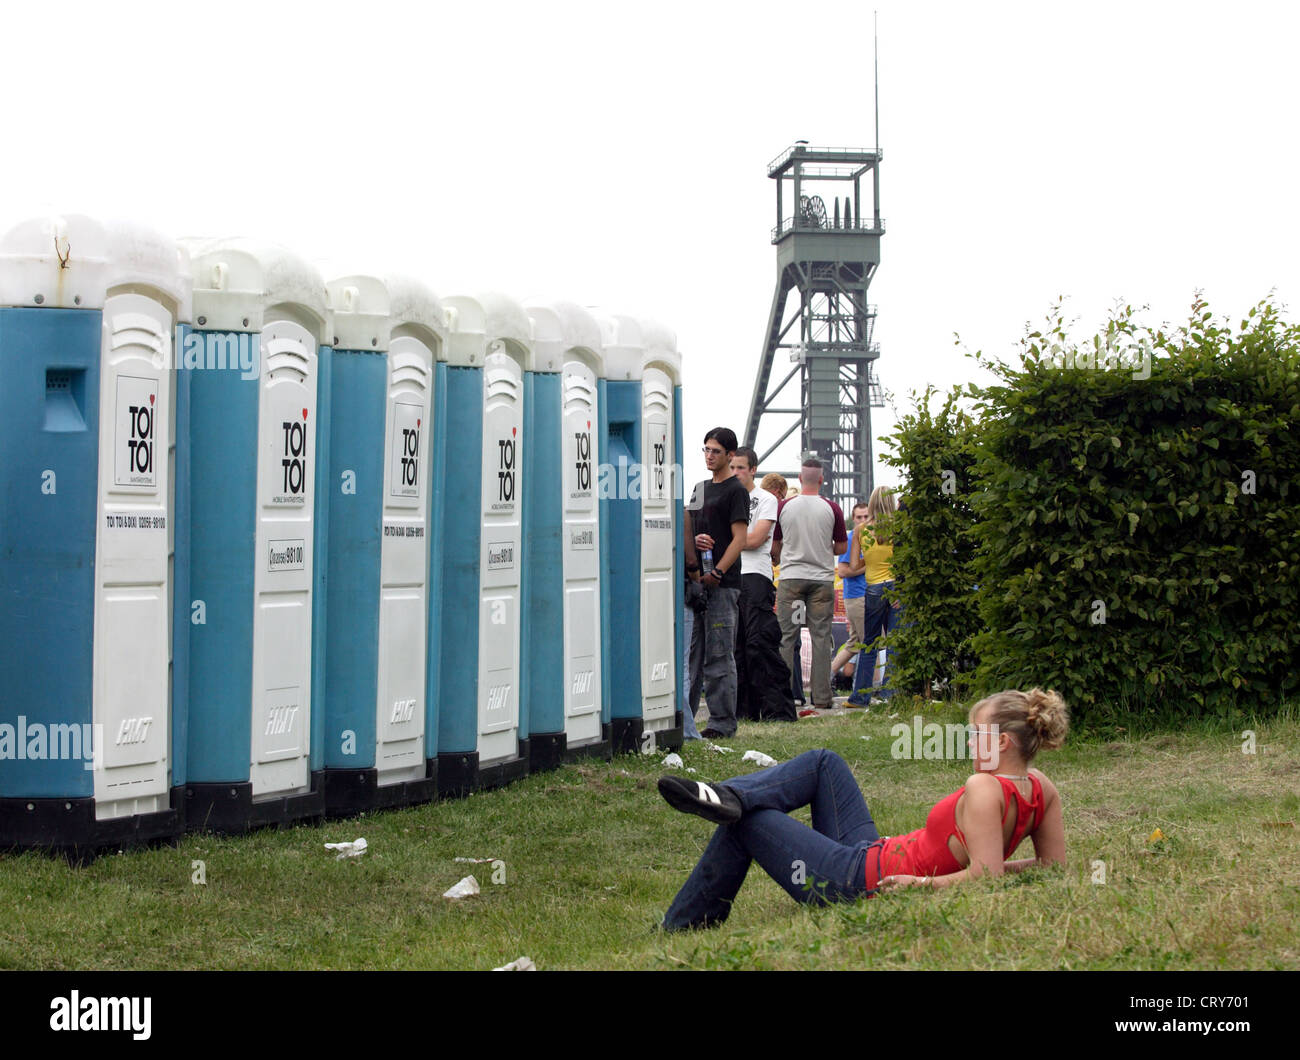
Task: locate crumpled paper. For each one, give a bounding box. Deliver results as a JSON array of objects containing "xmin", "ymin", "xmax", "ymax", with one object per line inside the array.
[
  {"xmin": 443, "ymin": 875, "xmax": 481, "ymax": 899},
  {"xmin": 662, "ymin": 753, "xmax": 684, "ymax": 768},
  {"xmin": 324, "ymin": 837, "xmax": 368, "ymax": 860},
  {"xmin": 493, "ymin": 956, "xmax": 537, "ymax": 971},
  {"xmin": 742, "ymin": 750, "xmax": 777, "ymax": 767},
  {"xmin": 705, "ymin": 743, "xmax": 735, "ymax": 754},
  {"xmin": 453, "ymin": 856, "xmax": 498, "ymax": 863}
]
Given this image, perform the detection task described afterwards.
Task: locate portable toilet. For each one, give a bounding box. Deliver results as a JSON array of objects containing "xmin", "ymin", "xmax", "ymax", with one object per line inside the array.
[
  {"xmin": 0, "ymin": 215, "xmax": 190, "ymax": 855},
  {"xmin": 596, "ymin": 313, "xmax": 684, "ymax": 754},
  {"xmin": 522, "ymin": 300, "xmax": 609, "ymax": 770},
  {"xmin": 433, "ymin": 293, "xmax": 532, "ymax": 794},
  {"xmin": 320, "ymin": 273, "xmax": 444, "ymax": 814},
  {"xmin": 179, "ymin": 238, "xmax": 329, "ymax": 832}
]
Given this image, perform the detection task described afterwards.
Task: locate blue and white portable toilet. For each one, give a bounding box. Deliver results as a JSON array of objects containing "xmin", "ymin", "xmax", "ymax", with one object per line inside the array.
[
  {"xmin": 179, "ymin": 238, "xmax": 330, "ymax": 832},
  {"xmin": 320, "ymin": 273, "xmax": 444, "ymax": 814},
  {"xmin": 433, "ymin": 293, "xmax": 532, "ymax": 794},
  {"xmin": 596, "ymin": 313, "xmax": 685, "ymax": 754},
  {"xmin": 522, "ymin": 300, "xmax": 609, "ymax": 770},
  {"xmin": 0, "ymin": 215, "xmax": 190, "ymax": 854}
]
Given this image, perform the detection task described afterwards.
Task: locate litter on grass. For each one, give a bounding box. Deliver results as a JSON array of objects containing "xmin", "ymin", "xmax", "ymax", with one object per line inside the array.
[
  {"xmin": 705, "ymin": 743, "xmax": 735, "ymax": 754},
  {"xmin": 741, "ymin": 750, "xmax": 777, "ymax": 767},
  {"xmin": 453, "ymin": 856, "xmax": 498, "ymax": 864},
  {"xmin": 323, "ymin": 838, "xmax": 368, "ymax": 860},
  {"xmin": 493, "ymin": 956, "xmax": 537, "ymax": 971},
  {"xmin": 443, "ymin": 875, "xmax": 480, "ymax": 899},
  {"xmin": 662, "ymin": 753, "xmax": 684, "ymax": 768}
]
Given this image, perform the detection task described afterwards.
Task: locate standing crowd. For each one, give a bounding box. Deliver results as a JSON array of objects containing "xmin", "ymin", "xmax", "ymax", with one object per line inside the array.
[{"xmin": 683, "ymin": 427, "xmax": 901, "ymax": 740}]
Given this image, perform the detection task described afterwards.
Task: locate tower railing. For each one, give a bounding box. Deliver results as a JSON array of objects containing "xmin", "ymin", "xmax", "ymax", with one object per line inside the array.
[
  {"xmin": 771, "ymin": 216, "xmax": 886, "ymax": 241},
  {"xmin": 767, "ymin": 144, "xmax": 884, "ymax": 173}
]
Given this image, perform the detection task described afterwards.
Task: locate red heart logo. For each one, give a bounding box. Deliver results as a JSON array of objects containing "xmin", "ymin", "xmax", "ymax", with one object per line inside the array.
[
  {"xmin": 512, "ymin": 427, "xmax": 516, "ymax": 437},
  {"xmin": 149, "ymin": 394, "xmax": 155, "ymax": 406},
  {"xmin": 302, "ymin": 409, "xmax": 308, "ymax": 420}
]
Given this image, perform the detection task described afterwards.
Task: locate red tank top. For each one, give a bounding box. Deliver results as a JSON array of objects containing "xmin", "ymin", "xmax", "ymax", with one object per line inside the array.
[{"xmin": 865, "ymin": 774, "xmax": 1045, "ymax": 890}]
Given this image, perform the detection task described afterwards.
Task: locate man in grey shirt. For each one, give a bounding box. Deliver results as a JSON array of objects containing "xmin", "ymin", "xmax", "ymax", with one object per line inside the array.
[{"xmin": 772, "ymin": 458, "xmax": 847, "ymax": 710}]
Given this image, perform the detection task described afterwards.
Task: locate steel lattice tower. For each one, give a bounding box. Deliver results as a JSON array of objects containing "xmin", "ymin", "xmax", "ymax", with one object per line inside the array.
[{"xmin": 744, "ymin": 143, "xmax": 885, "ymax": 510}]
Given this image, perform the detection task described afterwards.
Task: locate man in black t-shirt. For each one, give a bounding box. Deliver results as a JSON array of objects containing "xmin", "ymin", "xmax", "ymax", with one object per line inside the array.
[{"xmin": 684, "ymin": 427, "xmax": 749, "ymax": 738}]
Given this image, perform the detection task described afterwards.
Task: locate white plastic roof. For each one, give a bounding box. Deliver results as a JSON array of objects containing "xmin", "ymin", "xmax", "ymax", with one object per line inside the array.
[
  {"xmin": 640, "ymin": 316, "xmax": 682, "ymax": 382},
  {"xmin": 325, "ymin": 273, "xmax": 448, "ymax": 356},
  {"xmin": 442, "ymin": 291, "xmax": 533, "ymax": 369},
  {"xmin": 183, "ymin": 237, "xmax": 329, "ymax": 338},
  {"xmin": 593, "ymin": 311, "xmax": 681, "ymax": 382},
  {"xmin": 523, "ymin": 298, "xmax": 603, "ymax": 374},
  {"xmin": 0, "ymin": 214, "xmax": 191, "ymax": 316}
]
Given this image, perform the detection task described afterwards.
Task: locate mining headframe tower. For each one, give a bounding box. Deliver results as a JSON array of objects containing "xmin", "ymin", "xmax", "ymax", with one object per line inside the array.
[{"xmin": 743, "ymin": 142, "xmax": 886, "ymax": 510}]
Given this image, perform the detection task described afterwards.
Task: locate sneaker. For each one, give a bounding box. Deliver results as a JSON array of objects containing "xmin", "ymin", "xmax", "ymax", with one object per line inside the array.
[
  {"xmin": 798, "ymin": 708, "xmax": 819, "ymax": 718},
  {"xmin": 699, "ymin": 728, "xmax": 730, "ymax": 739},
  {"xmin": 657, "ymin": 775, "xmax": 742, "ymax": 824},
  {"xmin": 846, "ymin": 693, "xmax": 871, "ymax": 708}
]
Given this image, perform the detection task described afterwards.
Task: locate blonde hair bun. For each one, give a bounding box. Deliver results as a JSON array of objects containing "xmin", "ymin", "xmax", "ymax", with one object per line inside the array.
[
  {"xmin": 1024, "ymin": 688, "xmax": 1069, "ymax": 751},
  {"xmin": 970, "ymin": 688, "xmax": 1070, "ymax": 761}
]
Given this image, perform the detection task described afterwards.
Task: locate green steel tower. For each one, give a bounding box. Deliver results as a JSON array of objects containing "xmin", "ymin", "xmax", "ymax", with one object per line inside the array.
[{"xmin": 744, "ymin": 143, "xmax": 885, "ymax": 508}]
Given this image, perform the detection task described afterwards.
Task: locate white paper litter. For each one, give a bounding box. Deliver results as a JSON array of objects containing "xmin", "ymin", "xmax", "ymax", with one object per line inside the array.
[
  {"xmin": 453, "ymin": 856, "xmax": 497, "ymax": 863},
  {"xmin": 443, "ymin": 875, "xmax": 480, "ymax": 899},
  {"xmin": 323, "ymin": 837, "xmax": 368, "ymax": 860},
  {"xmin": 742, "ymin": 750, "xmax": 777, "ymax": 767},
  {"xmin": 493, "ymin": 956, "xmax": 537, "ymax": 971},
  {"xmin": 662, "ymin": 753, "xmax": 684, "ymax": 768},
  {"xmin": 705, "ymin": 743, "xmax": 735, "ymax": 754}
]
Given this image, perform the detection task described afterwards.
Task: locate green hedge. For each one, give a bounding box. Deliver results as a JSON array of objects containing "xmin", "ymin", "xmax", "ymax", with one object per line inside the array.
[
  {"xmin": 878, "ymin": 387, "xmax": 982, "ymax": 698},
  {"xmin": 884, "ymin": 298, "xmax": 1300, "ymax": 725}
]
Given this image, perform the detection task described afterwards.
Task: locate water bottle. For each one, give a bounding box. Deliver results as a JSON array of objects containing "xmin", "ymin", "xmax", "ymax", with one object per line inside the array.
[{"xmin": 700, "ymin": 548, "xmax": 714, "ymax": 577}]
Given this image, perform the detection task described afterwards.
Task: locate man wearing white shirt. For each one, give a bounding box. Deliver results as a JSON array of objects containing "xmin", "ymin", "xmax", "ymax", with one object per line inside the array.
[
  {"xmin": 730, "ymin": 447, "xmax": 795, "ymax": 722},
  {"xmin": 772, "ymin": 458, "xmax": 847, "ymax": 711}
]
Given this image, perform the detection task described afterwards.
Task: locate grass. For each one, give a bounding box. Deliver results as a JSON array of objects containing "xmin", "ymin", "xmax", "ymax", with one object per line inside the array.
[{"xmin": 2, "ymin": 701, "xmax": 1297, "ymax": 970}]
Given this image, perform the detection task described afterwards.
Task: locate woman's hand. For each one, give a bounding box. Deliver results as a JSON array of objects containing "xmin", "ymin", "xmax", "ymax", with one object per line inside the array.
[{"xmin": 879, "ymin": 874, "xmax": 930, "ymax": 891}]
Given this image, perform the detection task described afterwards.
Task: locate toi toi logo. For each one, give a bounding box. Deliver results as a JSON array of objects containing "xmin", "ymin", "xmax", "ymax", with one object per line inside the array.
[{"xmin": 281, "ymin": 414, "xmax": 309, "ymax": 495}]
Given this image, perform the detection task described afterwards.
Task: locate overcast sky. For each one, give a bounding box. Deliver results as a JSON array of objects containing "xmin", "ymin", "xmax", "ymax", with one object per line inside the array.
[{"xmin": 3, "ymin": 0, "xmax": 1296, "ymax": 490}]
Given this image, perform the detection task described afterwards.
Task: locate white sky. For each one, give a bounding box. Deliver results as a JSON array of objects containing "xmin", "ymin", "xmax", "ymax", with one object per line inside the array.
[{"xmin": 3, "ymin": 0, "xmax": 1296, "ymax": 491}]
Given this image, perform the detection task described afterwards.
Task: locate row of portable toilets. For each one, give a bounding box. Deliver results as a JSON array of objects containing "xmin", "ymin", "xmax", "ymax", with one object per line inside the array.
[{"xmin": 0, "ymin": 215, "xmax": 686, "ymax": 856}]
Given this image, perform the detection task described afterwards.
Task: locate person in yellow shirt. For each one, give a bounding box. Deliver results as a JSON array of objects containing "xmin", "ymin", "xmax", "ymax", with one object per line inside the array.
[{"xmin": 846, "ymin": 486, "xmax": 898, "ymax": 706}]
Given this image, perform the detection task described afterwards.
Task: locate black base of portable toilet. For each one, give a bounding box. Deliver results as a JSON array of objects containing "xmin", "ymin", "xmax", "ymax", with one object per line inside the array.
[
  {"xmin": 321, "ymin": 766, "xmax": 439, "ymax": 819},
  {"xmin": 438, "ymin": 742, "xmax": 531, "ymax": 798},
  {"xmin": 479, "ymin": 739, "xmax": 531, "ymax": 792},
  {"xmin": 0, "ymin": 788, "xmax": 184, "ymax": 863},
  {"xmin": 611, "ymin": 715, "xmax": 684, "ymax": 756},
  {"xmin": 661, "ymin": 713, "xmax": 685, "ymax": 752},
  {"xmin": 529, "ymin": 725, "xmax": 616, "ymax": 771},
  {"xmin": 563, "ymin": 722, "xmax": 613, "ymax": 765},
  {"xmin": 529, "ymin": 732, "xmax": 567, "ymax": 773},
  {"xmin": 184, "ymin": 773, "xmax": 326, "ymax": 834}
]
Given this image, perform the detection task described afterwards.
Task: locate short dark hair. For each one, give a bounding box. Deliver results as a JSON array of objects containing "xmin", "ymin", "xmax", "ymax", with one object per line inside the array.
[
  {"xmin": 801, "ymin": 456, "xmax": 822, "ymax": 471},
  {"xmin": 851, "ymin": 500, "xmax": 869, "ymax": 515},
  {"xmin": 704, "ymin": 427, "xmax": 738, "ymax": 454},
  {"xmin": 733, "ymin": 446, "xmax": 758, "ymax": 470}
]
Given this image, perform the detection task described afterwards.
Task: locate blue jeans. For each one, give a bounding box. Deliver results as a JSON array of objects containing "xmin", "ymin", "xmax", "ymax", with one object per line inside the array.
[
  {"xmin": 662, "ymin": 749, "xmax": 879, "ymax": 930},
  {"xmin": 850, "ymin": 580, "xmax": 899, "ymax": 702}
]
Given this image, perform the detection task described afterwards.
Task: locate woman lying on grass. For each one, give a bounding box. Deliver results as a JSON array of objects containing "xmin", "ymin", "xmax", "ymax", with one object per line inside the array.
[{"xmin": 658, "ymin": 688, "xmax": 1068, "ymax": 931}]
